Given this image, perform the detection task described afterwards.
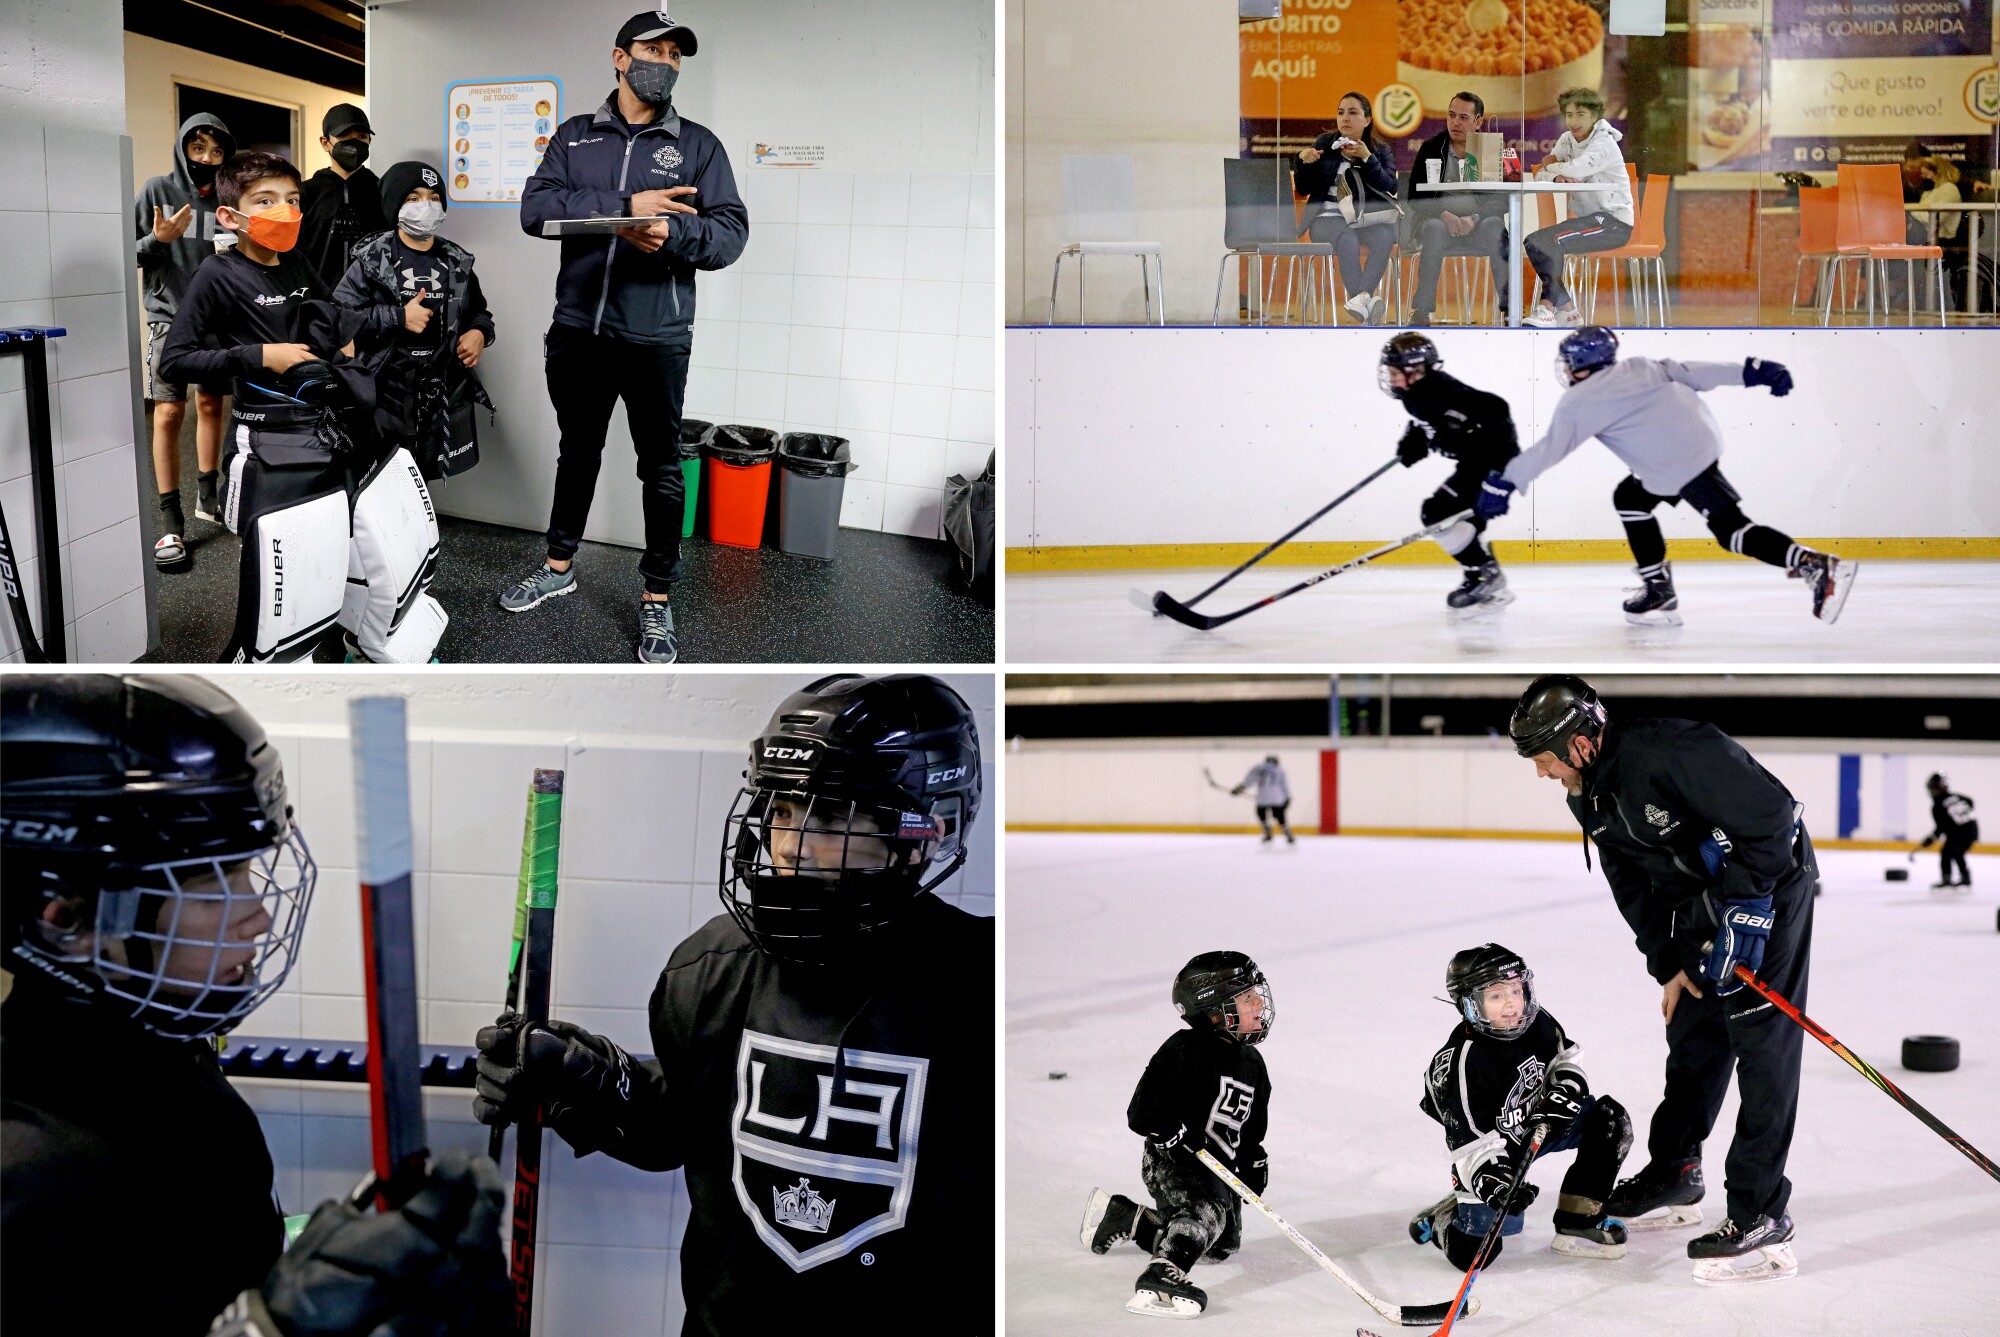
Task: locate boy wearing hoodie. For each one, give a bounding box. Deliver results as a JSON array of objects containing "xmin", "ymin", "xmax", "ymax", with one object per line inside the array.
[
  {"xmin": 1523, "ymin": 88, "xmax": 1635, "ymax": 328},
  {"xmin": 299, "ymin": 103, "xmax": 389, "ymax": 291},
  {"xmin": 135, "ymin": 113, "xmax": 236, "ymax": 568}
]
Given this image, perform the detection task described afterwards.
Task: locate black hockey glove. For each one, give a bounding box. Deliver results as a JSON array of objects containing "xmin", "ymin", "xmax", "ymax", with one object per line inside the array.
[
  {"xmin": 1538, "ymin": 1072, "xmax": 1589, "ymax": 1144},
  {"xmin": 1146, "ymin": 1123, "xmax": 1196, "ymax": 1161},
  {"xmin": 1397, "ymin": 422, "xmax": 1433, "ymax": 467},
  {"xmin": 474, "ymin": 1013, "xmax": 640, "ymax": 1157},
  {"xmin": 213, "ymin": 1151, "xmax": 509, "ymax": 1337},
  {"xmin": 1469, "ymin": 1159, "xmax": 1540, "ymax": 1215},
  {"xmin": 1743, "ymin": 357, "xmax": 1793, "ymax": 396},
  {"xmin": 1242, "ymin": 1153, "xmax": 1269, "ymax": 1196}
]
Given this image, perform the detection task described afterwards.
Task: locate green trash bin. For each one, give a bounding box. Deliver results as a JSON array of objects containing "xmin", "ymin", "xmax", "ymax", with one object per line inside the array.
[{"xmin": 679, "ymin": 418, "xmax": 711, "ymax": 539}]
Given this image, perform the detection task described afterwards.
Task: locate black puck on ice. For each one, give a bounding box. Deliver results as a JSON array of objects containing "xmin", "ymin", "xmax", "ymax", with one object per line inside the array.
[
  {"xmin": 1885, "ymin": 867, "xmax": 1909, "ymax": 882},
  {"xmin": 1901, "ymin": 1036, "xmax": 1960, "ymax": 1073},
  {"xmin": 1049, "ymin": 1071, "xmax": 1067, "ymax": 1080}
]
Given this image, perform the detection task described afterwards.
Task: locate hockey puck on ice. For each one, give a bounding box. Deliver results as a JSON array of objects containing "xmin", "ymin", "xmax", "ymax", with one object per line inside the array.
[
  {"xmin": 1885, "ymin": 867, "xmax": 1909, "ymax": 882},
  {"xmin": 1049, "ymin": 1071, "xmax": 1067, "ymax": 1080},
  {"xmin": 1901, "ymin": 1036, "xmax": 1960, "ymax": 1073}
]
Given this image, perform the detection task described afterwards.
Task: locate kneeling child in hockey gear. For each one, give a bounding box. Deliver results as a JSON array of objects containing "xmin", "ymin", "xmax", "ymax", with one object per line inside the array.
[
  {"xmin": 1473, "ymin": 327, "xmax": 1855, "ymax": 625},
  {"xmin": 1231, "ymin": 756, "xmax": 1295, "ymax": 844},
  {"xmin": 1411, "ymin": 944, "xmax": 1633, "ymax": 1270},
  {"xmin": 1080, "ymin": 951, "xmax": 1273, "ymax": 1318},
  {"xmin": 1380, "ymin": 333, "xmax": 1520, "ymax": 611},
  {"xmin": 1919, "ymin": 772, "xmax": 1978, "ymax": 890}
]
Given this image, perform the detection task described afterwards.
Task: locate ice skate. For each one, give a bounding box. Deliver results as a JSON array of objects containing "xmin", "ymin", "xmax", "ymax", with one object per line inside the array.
[
  {"xmin": 1795, "ymin": 551, "xmax": 1855, "ymax": 624},
  {"xmin": 1081, "ymin": 1188, "xmax": 1143, "ymax": 1254},
  {"xmin": 1408, "ymin": 1194, "xmax": 1457, "ymax": 1249},
  {"xmin": 1127, "ymin": 1259, "xmax": 1205, "ymax": 1318},
  {"xmin": 1689, "ymin": 1214, "xmax": 1797, "ymax": 1286},
  {"xmin": 1605, "ymin": 1158, "xmax": 1704, "ymax": 1231},
  {"xmin": 1622, "ymin": 563, "xmax": 1682, "ymax": 627},
  {"xmin": 1551, "ymin": 1210, "xmax": 1628, "ymax": 1260},
  {"xmin": 1445, "ymin": 561, "xmax": 1514, "ymax": 611}
]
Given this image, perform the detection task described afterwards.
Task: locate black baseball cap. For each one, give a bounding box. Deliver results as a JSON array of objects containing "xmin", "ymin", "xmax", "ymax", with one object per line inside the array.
[
  {"xmin": 323, "ymin": 103, "xmax": 372, "ymax": 137},
  {"xmin": 617, "ymin": 10, "xmax": 697, "ymax": 55}
]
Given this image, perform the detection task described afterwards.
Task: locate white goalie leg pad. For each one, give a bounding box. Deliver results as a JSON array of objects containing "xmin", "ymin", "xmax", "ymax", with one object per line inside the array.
[
  {"xmin": 1433, "ymin": 519, "xmax": 1478, "ymax": 556},
  {"xmin": 224, "ymin": 437, "xmax": 250, "ymax": 535},
  {"xmin": 343, "ymin": 448, "xmax": 443, "ymax": 662},
  {"xmin": 1692, "ymin": 1242, "xmax": 1796, "ymax": 1286},
  {"xmin": 246, "ymin": 486, "xmax": 349, "ymax": 662}
]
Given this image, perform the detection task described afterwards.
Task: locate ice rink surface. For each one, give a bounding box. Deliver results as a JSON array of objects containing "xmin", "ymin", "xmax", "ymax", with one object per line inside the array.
[
  {"xmin": 1008, "ymin": 833, "xmax": 2000, "ymax": 1336},
  {"xmin": 1005, "ymin": 561, "xmax": 2000, "ymax": 664}
]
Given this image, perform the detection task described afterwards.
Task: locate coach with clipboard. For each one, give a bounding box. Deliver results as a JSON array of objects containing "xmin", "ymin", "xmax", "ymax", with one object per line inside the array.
[{"xmin": 508, "ymin": 10, "xmax": 748, "ymax": 664}]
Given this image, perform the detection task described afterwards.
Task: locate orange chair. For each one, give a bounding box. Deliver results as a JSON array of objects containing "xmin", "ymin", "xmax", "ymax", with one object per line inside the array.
[
  {"xmin": 1791, "ymin": 186, "xmax": 1843, "ymax": 317},
  {"xmin": 1578, "ymin": 173, "xmax": 1670, "ymax": 326},
  {"xmin": 1825, "ymin": 163, "xmax": 1944, "ymax": 326}
]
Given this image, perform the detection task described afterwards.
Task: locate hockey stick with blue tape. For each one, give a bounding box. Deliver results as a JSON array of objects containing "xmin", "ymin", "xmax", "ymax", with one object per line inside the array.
[
  {"xmin": 1198, "ymin": 1149, "xmax": 1479, "ymax": 1326},
  {"xmin": 349, "ymin": 696, "xmax": 428, "ymax": 1212}
]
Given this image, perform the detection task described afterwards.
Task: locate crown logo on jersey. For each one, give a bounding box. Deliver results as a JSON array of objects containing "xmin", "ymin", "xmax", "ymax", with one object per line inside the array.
[
  {"xmin": 1645, "ymin": 804, "xmax": 1670, "ymax": 827},
  {"xmin": 773, "ymin": 1177, "xmax": 836, "ymax": 1233}
]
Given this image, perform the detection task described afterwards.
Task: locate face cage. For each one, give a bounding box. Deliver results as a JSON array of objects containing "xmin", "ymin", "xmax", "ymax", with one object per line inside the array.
[
  {"xmin": 1460, "ymin": 969, "xmax": 1538, "ymax": 1039},
  {"xmin": 1219, "ymin": 979, "xmax": 1275, "ymax": 1045},
  {"xmin": 75, "ymin": 829, "xmax": 316, "ymax": 1038},
  {"xmin": 719, "ymin": 787, "xmax": 965, "ymax": 961}
]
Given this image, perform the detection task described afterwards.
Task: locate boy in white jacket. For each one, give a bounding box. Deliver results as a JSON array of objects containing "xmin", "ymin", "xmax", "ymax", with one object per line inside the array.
[{"xmin": 1524, "ymin": 88, "xmax": 1636, "ymax": 327}]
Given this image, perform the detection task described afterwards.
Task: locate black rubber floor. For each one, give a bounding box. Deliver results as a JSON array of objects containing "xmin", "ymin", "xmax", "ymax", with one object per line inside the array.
[{"xmin": 137, "ymin": 425, "xmax": 993, "ymax": 665}]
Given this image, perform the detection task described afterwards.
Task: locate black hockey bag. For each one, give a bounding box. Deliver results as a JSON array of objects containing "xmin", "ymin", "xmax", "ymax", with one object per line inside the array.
[{"xmin": 943, "ymin": 450, "xmax": 995, "ymax": 601}]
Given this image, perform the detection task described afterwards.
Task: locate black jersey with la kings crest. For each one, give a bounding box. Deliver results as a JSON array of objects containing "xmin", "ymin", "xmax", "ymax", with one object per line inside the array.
[
  {"xmin": 1419, "ymin": 1010, "xmax": 1574, "ymax": 1151},
  {"xmin": 1126, "ymin": 1028, "xmax": 1270, "ymax": 1173},
  {"xmin": 607, "ymin": 893, "xmax": 993, "ymax": 1335}
]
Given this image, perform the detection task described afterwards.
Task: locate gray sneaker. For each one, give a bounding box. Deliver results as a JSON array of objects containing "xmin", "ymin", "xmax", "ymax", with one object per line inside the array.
[
  {"xmin": 499, "ymin": 562, "xmax": 577, "ymax": 613},
  {"xmin": 637, "ymin": 599, "xmax": 677, "ymax": 663}
]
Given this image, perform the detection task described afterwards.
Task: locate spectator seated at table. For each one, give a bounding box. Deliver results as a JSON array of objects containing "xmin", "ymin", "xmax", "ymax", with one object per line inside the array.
[
  {"xmin": 1294, "ymin": 91, "xmax": 1402, "ymax": 325},
  {"xmin": 1402, "ymin": 90, "xmax": 1509, "ymax": 326}
]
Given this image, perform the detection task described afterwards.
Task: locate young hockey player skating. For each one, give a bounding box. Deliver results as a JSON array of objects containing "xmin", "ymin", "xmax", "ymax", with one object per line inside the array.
[
  {"xmin": 1409, "ymin": 944, "xmax": 1632, "ymax": 1270},
  {"xmin": 1232, "ymin": 756, "xmax": 1296, "ymax": 843},
  {"xmin": 1919, "ymin": 772, "xmax": 1979, "ymax": 889},
  {"xmin": 472, "ymin": 674, "xmax": 992, "ymax": 1333},
  {"xmin": 1475, "ymin": 327, "xmax": 1856, "ymax": 626},
  {"xmin": 1510, "ymin": 675, "xmax": 1818, "ymax": 1285},
  {"xmin": 1, "ymin": 675, "xmax": 509, "ymax": 1337},
  {"xmin": 1079, "ymin": 951, "xmax": 1273, "ymax": 1318},
  {"xmin": 1379, "ymin": 333, "xmax": 1520, "ymax": 610}
]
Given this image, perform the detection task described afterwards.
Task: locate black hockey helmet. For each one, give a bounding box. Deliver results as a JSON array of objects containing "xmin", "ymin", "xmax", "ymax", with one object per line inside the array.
[
  {"xmin": 721, "ymin": 674, "xmax": 981, "ymax": 965},
  {"xmin": 1172, "ymin": 950, "xmax": 1274, "ymax": 1045},
  {"xmin": 1379, "ymin": 331, "xmax": 1442, "ymax": 397},
  {"xmin": 1508, "ymin": 674, "xmax": 1607, "ymax": 760},
  {"xmin": 1926, "ymin": 772, "xmax": 1948, "ymax": 795},
  {"xmin": 1445, "ymin": 943, "xmax": 1539, "ymax": 1039},
  {"xmin": 1, "ymin": 675, "xmax": 316, "ymax": 1037},
  {"xmin": 1556, "ymin": 325, "xmax": 1619, "ymax": 384},
  {"xmin": 1264, "ymin": 755, "xmax": 1279, "ymax": 766}
]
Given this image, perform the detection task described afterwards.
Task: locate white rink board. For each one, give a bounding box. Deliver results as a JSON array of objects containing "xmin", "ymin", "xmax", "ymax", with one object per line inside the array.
[
  {"xmin": 1005, "ymin": 327, "xmax": 2000, "ymax": 549},
  {"xmin": 1007, "ymin": 832, "xmax": 2000, "ymax": 1337}
]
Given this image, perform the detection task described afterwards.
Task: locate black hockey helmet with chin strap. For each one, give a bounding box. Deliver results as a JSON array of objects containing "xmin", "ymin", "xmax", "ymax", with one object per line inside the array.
[
  {"xmin": 1379, "ymin": 331, "xmax": 1442, "ymax": 397},
  {"xmin": 1508, "ymin": 673, "xmax": 1607, "ymax": 760},
  {"xmin": 1173, "ymin": 950, "xmax": 1274, "ymax": 1045},
  {"xmin": 721, "ymin": 674, "xmax": 981, "ymax": 965},
  {"xmin": 1, "ymin": 674, "xmax": 316, "ymax": 1037}
]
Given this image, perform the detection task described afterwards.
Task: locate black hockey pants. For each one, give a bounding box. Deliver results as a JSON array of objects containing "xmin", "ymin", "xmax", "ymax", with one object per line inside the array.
[
  {"xmin": 1644, "ymin": 828, "xmax": 1817, "ymax": 1224},
  {"xmin": 1422, "ymin": 461, "xmax": 1496, "ymax": 567},
  {"xmin": 1140, "ymin": 1143, "xmax": 1242, "ymax": 1269},
  {"xmin": 1613, "ymin": 465, "xmax": 1805, "ymax": 573},
  {"xmin": 1446, "ymin": 1093, "xmax": 1632, "ymax": 1269},
  {"xmin": 1939, "ymin": 825, "xmax": 1976, "ymax": 884}
]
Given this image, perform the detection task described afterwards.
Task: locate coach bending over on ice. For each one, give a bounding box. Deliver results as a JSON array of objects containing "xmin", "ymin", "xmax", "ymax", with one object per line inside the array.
[{"xmin": 506, "ymin": 10, "xmax": 747, "ymax": 663}]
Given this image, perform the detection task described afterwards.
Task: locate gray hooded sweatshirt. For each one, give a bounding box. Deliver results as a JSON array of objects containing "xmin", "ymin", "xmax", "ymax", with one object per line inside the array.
[{"xmin": 134, "ymin": 113, "xmax": 237, "ymax": 323}]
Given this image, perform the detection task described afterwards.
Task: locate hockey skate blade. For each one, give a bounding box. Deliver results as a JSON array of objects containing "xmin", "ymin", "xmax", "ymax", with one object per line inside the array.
[
  {"xmin": 1128, "ymin": 587, "xmax": 1165, "ymax": 617},
  {"xmin": 1550, "ymin": 1234, "xmax": 1627, "ymax": 1261},
  {"xmin": 1126, "ymin": 1288, "xmax": 1203, "ymax": 1319},
  {"xmin": 1692, "ymin": 1242, "xmax": 1797, "ymax": 1287},
  {"xmin": 1814, "ymin": 560, "xmax": 1857, "ymax": 624},
  {"xmin": 1623, "ymin": 606, "xmax": 1683, "ymax": 628},
  {"xmin": 1622, "ymin": 1204, "xmax": 1703, "ymax": 1231},
  {"xmin": 1080, "ymin": 1188, "xmax": 1112, "ymax": 1252}
]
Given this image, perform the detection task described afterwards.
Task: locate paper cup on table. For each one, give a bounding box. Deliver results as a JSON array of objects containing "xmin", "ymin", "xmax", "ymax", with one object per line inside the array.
[{"xmin": 1426, "ymin": 158, "xmax": 1442, "ymax": 185}]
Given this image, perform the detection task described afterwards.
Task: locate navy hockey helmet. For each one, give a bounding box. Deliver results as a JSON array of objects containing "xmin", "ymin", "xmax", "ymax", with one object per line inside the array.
[
  {"xmin": 1556, "ymin": 325, "xmax": 1619, "ymax": 385},
  {"xmin": 1508, "ymin": 674, "xmax": 1607, "ymax": 761},
  {"xmin": 1172, "ymin": 950, "xmax": 1274, "ymax": 1045},
  {"xmin": 1379, "ymin": 331, "xmax": 1442, "ymax": 397},
  {"xmin": 1, "ymin": 675, "xmax": 316, "ymax": 1038},
  {"xmin": 1445, "ymin": 943, "xmax": 1539, "ymax": 1039},
  {"xmin": 722, "ymin": 674, "xmax": 982, "ymax": 965}
]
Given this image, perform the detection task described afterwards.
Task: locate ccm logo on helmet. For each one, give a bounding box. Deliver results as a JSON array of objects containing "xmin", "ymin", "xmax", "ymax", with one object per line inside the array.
[
  {"xmin": 2, "ymin": 817, "xmax": 80, "ymax": 844},
  {"xmin": 763, "ymin": 746, "xmax": 814, "ymax": 760},
  {"xmin": 927, "ymin": 765, "xmax": 968, "ymax": 784}
]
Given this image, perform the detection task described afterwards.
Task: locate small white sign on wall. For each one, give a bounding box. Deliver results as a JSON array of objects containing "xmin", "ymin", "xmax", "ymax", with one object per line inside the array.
[
  {"xmin": 749, "ymin": 141, "xmax": 827, "ymax": 168},
  {"xmin": 445, "ymin": 77, "xmax": 561, "ymax": 205}
]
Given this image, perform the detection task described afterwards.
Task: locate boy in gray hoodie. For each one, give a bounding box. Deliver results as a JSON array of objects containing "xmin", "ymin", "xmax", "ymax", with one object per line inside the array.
[
  {"xmin": 134, "ymin": 113, "xmax": 236, "ymax": 567},
  {"xmin": 1523, "ymin": 89, "xmax": 1635, "ymax": 328}
]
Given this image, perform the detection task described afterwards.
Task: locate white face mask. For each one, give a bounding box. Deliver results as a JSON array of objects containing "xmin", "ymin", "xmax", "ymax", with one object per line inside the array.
[{"xmin": 398, "ymin": 199, "xmax": 445, "ymax": 239}]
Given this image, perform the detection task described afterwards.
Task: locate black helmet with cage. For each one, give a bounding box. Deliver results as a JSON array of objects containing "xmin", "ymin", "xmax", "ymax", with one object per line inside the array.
[
  {"xmin": 1, "ymin": 674, "xmax": 316, "ymax": 1037},
  {"xmin": 721, "ymin": 673, "xmax": 982, "ymax": 965},
  {"xmin": 1446, "ymin": 942, "xmax": 1539, "ymax": 1039},
  {"xmin": 1172, "ymin": 950, "xmax": 1274, "ymax": 1045},
  {"xmin": 1378, "ymin": 331, "xmax": 1442, "ymax": 397},
  {"xmin": 1508, "ymin": 673, "xmax": 1607, "ymax": 761}
]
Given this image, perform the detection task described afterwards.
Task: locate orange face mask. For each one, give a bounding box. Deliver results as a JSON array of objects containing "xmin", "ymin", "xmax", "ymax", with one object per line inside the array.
[{"xmin": 229, "ymin": 202, "xmax": 303, "ymax": 253}]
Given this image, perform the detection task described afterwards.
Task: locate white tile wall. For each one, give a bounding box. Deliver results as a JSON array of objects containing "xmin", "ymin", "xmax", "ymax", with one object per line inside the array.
[
  {"xmin": 687, "ymin": 171, "xmax": 996, "ymax": 538},
  {"xmin": 230, "ymin": 711, "xmax": 993, "ymax": 1337}
]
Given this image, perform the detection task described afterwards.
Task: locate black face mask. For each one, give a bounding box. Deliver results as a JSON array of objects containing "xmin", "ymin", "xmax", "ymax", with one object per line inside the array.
[
  {"xmin": 187, "ymin": 159, "xmax": 218, "ymax": 190},
  {"xmin": 329, "ymin": 140, "xmax": 370, "ymax": 171}
]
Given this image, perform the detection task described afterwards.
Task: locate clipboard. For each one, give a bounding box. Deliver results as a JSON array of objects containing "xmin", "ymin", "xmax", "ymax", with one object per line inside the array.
[{"xmin": 540, "ymin": 216, "xmax": 663, "ymax": 237}]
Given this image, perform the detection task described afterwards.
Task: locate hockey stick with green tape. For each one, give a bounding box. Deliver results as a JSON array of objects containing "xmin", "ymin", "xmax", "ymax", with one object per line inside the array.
[{"xmin": 505, "ymin": 769, "xmax": 564, "ymax": 1333}]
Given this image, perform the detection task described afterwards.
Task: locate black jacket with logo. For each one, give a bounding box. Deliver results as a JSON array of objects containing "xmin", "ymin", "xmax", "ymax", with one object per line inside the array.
[
  {"xmin": 1928, "ymin": 790, "xmax": 1978, "ymax": 843},
  {"xmin": 1568, "ymin": 719, "xmax": 1810, "ymax": 986},
  {"xmin": 519, "ymin": 94, "xmax": 749, "ymax": 347},
  {"xmin": 592, "ymin": 894, "xmax": 993, "ymax": 1335},
  {"xmin": 1126, "ymin": 1027, "xmax": 1270, "ymax": 1185},
  {"xmin": 1419, "ymin": 1010, "xmax": 1577, "ymax": 1155},
  {"xmin": 1399, "ymin": 368, "xmax": 1519, "ymax": 471}
]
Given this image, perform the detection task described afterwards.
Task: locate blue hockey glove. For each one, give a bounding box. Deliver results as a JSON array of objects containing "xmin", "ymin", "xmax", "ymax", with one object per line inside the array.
[
  {"xmin": 1475, "ymin": 471, "xmax": 1515, "ymax": 519},
  {"xmin": 1743, "ymin": 357, "xmax": 1793, "ymax": 396},
  {"xmin": 1701, "ymin": 893, "xmax": 1774, "ymax": 994},
  {"xmin": 1699, "ymin": 827, "xmax": 1733, "ymax": 879}
]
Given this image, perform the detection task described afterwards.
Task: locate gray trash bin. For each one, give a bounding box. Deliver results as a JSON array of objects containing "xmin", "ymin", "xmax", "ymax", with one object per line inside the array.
[{"xmin": 776, "ymin": 433, "xmax": 856, "ymax": 559}]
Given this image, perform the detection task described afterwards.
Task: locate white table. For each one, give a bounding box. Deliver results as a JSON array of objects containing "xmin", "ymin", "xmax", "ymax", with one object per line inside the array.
[
  {"xmin": 1417, "ymin": 179, "xmax": 1582, "ymax": 327},
  {"xmin": 1906, "ymin": 201, "xmax": 2000, "ymax": 319}
]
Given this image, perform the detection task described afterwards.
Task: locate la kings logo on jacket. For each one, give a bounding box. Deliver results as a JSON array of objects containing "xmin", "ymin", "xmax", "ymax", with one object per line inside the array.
[{"xmin": 733, "ymin": 1030, "xmax": 928, "ymax": 1272}]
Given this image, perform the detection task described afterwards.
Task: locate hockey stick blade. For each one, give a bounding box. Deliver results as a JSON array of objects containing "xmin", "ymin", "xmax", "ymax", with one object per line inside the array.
[
  {"xmin": 1127, "ymin": 587, "xmax": 1164, "ymax": 616},
  {"xmin": 1152, "ymin": 590, "xmax": 1220, "ymax": 630}
]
